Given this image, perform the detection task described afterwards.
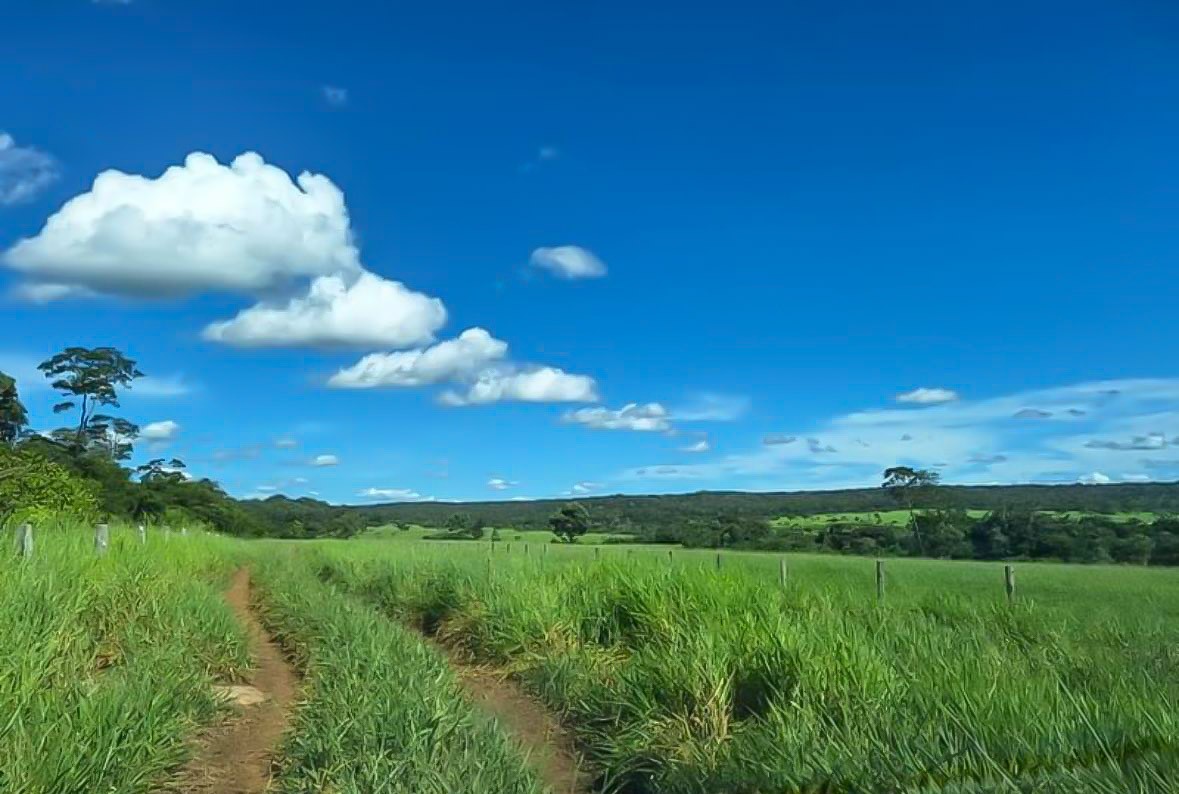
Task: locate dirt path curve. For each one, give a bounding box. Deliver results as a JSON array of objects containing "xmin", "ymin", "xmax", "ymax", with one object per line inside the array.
[
  {"xmin": 173, "ymin": 568, "xmax": 297, "ymax": 793},
  {"xmin": 430, "ymin": 640, "xmax": 591, "ymax": 794}
]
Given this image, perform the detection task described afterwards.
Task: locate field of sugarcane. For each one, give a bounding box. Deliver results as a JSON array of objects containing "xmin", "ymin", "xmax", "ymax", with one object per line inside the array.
[{"xmin": 5, "ymin": 523, "xmax": 1179, "ymax": 793}]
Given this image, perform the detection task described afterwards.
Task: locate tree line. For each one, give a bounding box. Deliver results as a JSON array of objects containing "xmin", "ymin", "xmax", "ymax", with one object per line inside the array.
[{"xmin": 0, "ymin": 347, "xmax": 359, "ymax": 537}]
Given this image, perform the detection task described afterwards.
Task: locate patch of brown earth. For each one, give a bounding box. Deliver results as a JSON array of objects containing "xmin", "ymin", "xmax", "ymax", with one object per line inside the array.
[
  {"xmin": 430, "ymin": 639, "xmax": 591, "ymax": 794},
  {"xmin": 172, "ymin": 569, "xmax": 297, "ymax": 793}
]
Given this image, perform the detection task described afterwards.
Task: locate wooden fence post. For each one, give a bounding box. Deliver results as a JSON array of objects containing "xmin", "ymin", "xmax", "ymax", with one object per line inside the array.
[
  {"xmin": 17, "ymin": 523, "xmax": 33, "ymax": 559},
  {"xmin": 779, "ymin": 556, "xmax": 787, "ymax": 588},
  {"xmin": 180, "ymin": 525, "xmax": 188, "ymax": 537},
  {"xmin": 1004, "ymin": 564, "xmax": 1015, "ymax": 603},
  {"xmin": 715, "ymin": 552, "xmax": 722, "ymax": 571},
  {"xmin": 594, "ymin": 546, "xmax": 600, "ymax": 561},
  {"xmin": 95, "ymin": 523, "xmax": 109, "ymax": 556},
  {"xmin": 668, "ymin": 549, "xmax": 673, "ymax": 565},
  {"xmin": 137, "ymin": 524, "xmax": 147, "ymax": 545},
  {"xmin": 875, "ymin": 559, "xmax": 885, "ymax": 602}
]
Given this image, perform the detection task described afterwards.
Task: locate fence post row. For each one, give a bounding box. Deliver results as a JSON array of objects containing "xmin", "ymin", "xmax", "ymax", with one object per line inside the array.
[
  {"xmin": 95, "ymin": 523, "xmax": 109, "ymax": 556},
  {"xmin": 17, "ymin": 523, "xmax": 33, "ymax": 558}
]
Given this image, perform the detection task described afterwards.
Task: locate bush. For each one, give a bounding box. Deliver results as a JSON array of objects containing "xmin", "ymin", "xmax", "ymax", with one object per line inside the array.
[{"xmin": 0, "ymin": 447, "xmax": 100, "ymax": 527}]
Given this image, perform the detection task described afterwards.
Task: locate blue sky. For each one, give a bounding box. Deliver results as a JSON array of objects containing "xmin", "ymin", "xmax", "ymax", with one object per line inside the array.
[{"xmin": 2, "ymin": 0, "xmax": 1178, "ymax": 503}]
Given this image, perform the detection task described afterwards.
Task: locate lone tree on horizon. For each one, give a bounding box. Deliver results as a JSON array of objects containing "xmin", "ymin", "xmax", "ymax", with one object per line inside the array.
[
  {"xmin": 549, "ymin": 502, "xmax": 591, "ymax": 543},
  {"xmin": 882, "ymin": 466, "xmax": 941, "ymax": 553}
]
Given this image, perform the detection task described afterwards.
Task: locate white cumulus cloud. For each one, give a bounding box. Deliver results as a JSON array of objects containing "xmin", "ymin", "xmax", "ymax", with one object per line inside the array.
[
  {"xmin": 4, "ymin": 151, "xmax": 362, "ymax": 299},
  {"xmin": 310, "ymin": 454, "xmax": 339, "ymax": 467},
  {"xmin": 140, "ymin": 419, "xmax": 180, "ymax": 441},
  {"xmin": 440, "ymin": 367, "xmax": 598, "ymax": 406},
  {"xmin": 1078, "ymin": 471, "xmax": 1112, "ymax": 485},
  {"xmin": 571, "ymin": 481, "xmax": 601, "ymax": 494},
  {"xmin": 563, "ymin": 402, "xmax": 670, "ymax": 432},
  {"xmin": 328, "ymin": 328, "xmax": 507, "ymax": 388},
  {"xmin": 203, "ymin": 271, "xmax": 446, "ymax": 349},
  {"xmin": 0, "ymin": 132, "xmax": 59, "ymax": 206},
  {"xmin": 529, "ymin": 246, "xmax": 607, "ymax": 279},
  {"xmin": 487, "ymin": 477, "xmax": 517, "ymax": 490},
  {"xmin": 896, "ymin": 387, "xmax": 960, "ymax": 405},
  {"xmin": 681, "ymin": 439, "xmax": 711, "ymax": 453}
]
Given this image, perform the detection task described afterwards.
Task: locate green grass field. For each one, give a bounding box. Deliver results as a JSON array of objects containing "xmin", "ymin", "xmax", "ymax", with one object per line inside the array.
[
  {"xmin": 296, "ymin": 539, "xmax": 1179, "ymax": 791},
  {"xmin": 5, "ymin": 523, "xmax": 1178, "ymax": 792}
]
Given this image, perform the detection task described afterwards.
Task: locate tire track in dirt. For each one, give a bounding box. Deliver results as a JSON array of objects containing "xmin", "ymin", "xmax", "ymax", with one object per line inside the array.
[
  {"xmin": 172, "ymin": 568, "xmax": 297, "ymax": 793},
  {"xmin": 426, "ymin": 636, "xmax": 592, "ymax": 794}
]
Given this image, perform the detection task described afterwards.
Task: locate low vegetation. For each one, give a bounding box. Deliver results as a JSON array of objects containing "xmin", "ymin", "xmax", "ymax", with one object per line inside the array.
[
  {"xmin": 248, "ymin": 548, "xmax": 545, "ymax": 793},
  {"xmin": 0, "ymin": 523, "xmax": 248, "ymax": 793},
  {"xmin": 299, "ymin": 540, "xmax": 1179, "ymax": 792}
]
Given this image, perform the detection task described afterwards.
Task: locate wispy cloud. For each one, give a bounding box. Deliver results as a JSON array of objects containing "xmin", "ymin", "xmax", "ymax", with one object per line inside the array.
[
  {"xmin": 321, "ymin": 85, "xmax": 348, "ymax": 106},
  {"xmin": 132, "ymin": 374, "xmax": 194, "ymax": 398},
  {"xmin": 896, "ymin": 387, "xmax": 959, "ymax": 405},
  {"xmin": 673, "ymin": 393, "xmax": 750, "ymax": 422},
  {"xmin": 619, "ymin": 378, "xmax": 1179, "ymax": 490},
  {"xmin": 520, "ymin": 145, "xmax": 560, "ymax": 173},
  {"xmin": 0, "ymin": 133, "xmax": 59, "ymax": 205},
  {"xmin": 358, "ymin": 487, "xmax": 432, "ymax": 501}
]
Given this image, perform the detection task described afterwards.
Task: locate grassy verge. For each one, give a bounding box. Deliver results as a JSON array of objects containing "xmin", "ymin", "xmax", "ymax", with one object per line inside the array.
[
  {"xmin": 0, "ymin": 523, "xmax": 249, "ymax": 794},
  {"xmin": 304, "ymin": 541, "xmax": 1179, "ymax": 793},
  {"xmin": 249, "ymin": 549, "xmax": 546, "ymax": 793}
]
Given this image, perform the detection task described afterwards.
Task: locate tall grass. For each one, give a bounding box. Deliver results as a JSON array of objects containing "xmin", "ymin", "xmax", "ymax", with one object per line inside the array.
[
  {"xmin": 249, "ymin": 549, "xmax": 546, "ymax": 793},
  {"xmin": 0, "ymin": 522, "xmax": 249, "ymax": 794},
  {"xmin": 302, "ymin": 540, "xmax": 1179, "ymax": 793}
]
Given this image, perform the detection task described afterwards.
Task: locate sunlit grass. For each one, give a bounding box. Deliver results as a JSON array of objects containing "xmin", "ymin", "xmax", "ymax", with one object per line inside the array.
[
  {"xmin": 0, "ymin": 522, "xmax": 248, "ymax": 794},
  {"xmin": 248, "ymin": 548, "xmax": 545, "ymax": 793},
  {"xmin": 296, "ymin": 538, "xmax": 1179, "ymax": 792}
]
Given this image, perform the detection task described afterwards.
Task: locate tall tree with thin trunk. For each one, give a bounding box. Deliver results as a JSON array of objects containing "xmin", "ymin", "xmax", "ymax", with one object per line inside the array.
[
  {"xmin": 882, "ymin": 466, "xmax": 941, "ymax": 554},
  {"xmin": 38, "ymin": 347, "xmax": 143, "ymax": 457}
]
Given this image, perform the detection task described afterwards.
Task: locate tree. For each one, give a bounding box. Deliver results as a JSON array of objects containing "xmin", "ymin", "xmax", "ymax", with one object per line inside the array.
[
  {"xmin": 136, "ymin": 457, "xmax": 188, "ymax": 484},
  {"xmin": 549, "ymin": 502, "xmax": 591, "ymax": 543},
  {"xmin": 882, "ymin": 466, "xmax": 941, "ymax": 554},
  {"xmin": 38, "ymin": 347, "xmax": 143, "ymax": 456},
  {"xmin": 445, "ymin": 512, "xmax": 473, "ymax": 534},
  {"xmin": 468, "ymin": 516, "xmax": 487, "ymax": 540},
  {"xmin": 0, "ymin": 372, "xmax": 28, "ymax": 446}
]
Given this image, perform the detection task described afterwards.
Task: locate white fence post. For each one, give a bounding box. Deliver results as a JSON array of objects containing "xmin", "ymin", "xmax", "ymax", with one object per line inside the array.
[
  {"xmin": 137, "ymin": 524, "xmax": 147, "ymax": 545},
  {"xmin": 95, "ymin": 523, "xmax": 109, "ymax": 556},
  {"xmin": 17, "ymin": 523, "xmax": 33, "ymax": 558}
]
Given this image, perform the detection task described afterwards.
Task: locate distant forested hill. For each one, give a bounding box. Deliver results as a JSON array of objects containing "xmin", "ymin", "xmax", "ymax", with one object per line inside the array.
[{"xmin": 246, "ymin": 481, "xmax": 1179, "ymax": 534}]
